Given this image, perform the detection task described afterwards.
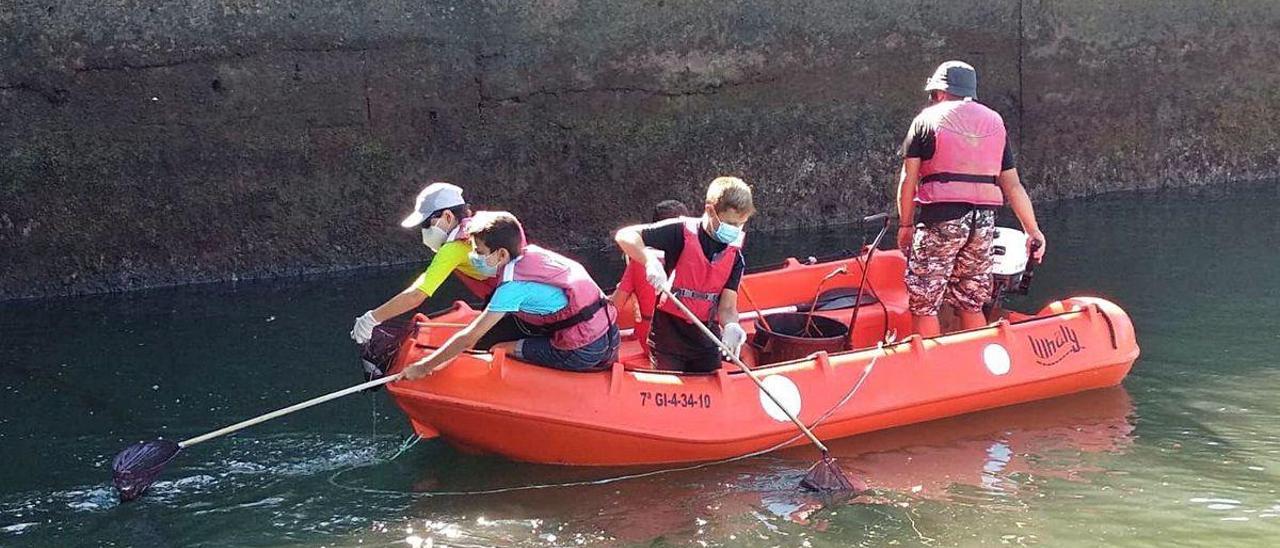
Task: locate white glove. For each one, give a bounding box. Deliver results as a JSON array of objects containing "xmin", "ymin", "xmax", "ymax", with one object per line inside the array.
[
  {"xmin": 644, "ymin": 259, "xmax": 670, "ymax": 293},
  {"xmin": 721, "ymin": 322, "xmax": 747, "ymax": 360},
  {"xmin": 351, "ymin": 311, "xmax": 380, "ymax": 344}
]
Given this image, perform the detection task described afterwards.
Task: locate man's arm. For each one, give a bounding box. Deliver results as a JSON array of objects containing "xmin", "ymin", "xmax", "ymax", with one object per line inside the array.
[
  {"xmin": 403, "ymin": 309, "xmax": 507, "ymax": 379},
  {"xmin": 896, "ymin": 158, "xmax": 922, "ymax": 250},
  {"xmin": 996, "ymin": 168, "xmax": 1047, "ymax": 260}
]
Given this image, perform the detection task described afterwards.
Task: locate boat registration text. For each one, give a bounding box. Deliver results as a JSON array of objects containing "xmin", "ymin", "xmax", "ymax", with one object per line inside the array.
[{"xmin": 639, "ymin": 391, "xmax": 713, "ymax": 409}]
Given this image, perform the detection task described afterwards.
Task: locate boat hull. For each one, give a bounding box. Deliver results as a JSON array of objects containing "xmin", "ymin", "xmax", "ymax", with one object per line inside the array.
[{"xmin": 385, "ymin": 253, "xmax": 1139, "ymax": 466}]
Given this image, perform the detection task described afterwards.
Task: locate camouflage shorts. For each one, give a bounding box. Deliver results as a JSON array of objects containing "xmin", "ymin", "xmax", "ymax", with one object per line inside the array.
[{"xmin": 906, "ymin": 209, "xmax": 996, "ymax": 315}]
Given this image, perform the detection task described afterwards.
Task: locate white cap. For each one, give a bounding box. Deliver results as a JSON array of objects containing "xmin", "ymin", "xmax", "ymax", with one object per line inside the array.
[{"xmin": 400, "ymin": 182, "xmax": 465, "ymax": 228}]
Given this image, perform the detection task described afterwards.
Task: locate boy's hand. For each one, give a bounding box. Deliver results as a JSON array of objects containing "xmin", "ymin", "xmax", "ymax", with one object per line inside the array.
[
  {"xmin": 351, "ymin": 311, "xmax": 379, "ymax": 344},
  {"xmin": 721, "ymin": 323, "xmax": 747, "ymax": 360},
  {"xmin": 644, "ymin": 260, "xmax": 670, "ymax": 292}
]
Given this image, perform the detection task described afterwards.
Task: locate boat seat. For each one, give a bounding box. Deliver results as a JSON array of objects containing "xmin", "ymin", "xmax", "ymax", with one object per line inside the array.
[{"xmin": 618, "ymin": 351, "xmax": 651, "ymax": 367}]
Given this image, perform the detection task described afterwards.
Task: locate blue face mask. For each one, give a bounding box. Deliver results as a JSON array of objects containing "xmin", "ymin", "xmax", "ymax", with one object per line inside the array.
[
  {"xmin": 713, "ymin": 218, "xmax": 743, "ymax": 244},
  {"xmin": 468, "ymin": 250, "xmax": 500, "ymax": 278}
]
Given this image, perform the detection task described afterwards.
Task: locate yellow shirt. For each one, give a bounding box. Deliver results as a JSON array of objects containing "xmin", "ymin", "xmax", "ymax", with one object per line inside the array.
[{"xmin": 411, "ymin": 240, "xmax": 486, "ymax": 296}]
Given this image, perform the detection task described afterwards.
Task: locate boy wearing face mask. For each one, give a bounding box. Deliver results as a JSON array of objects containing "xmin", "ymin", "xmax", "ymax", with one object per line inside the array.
[
  {"xmin": 610, "ymin": 199, "xmax": 690, "ymax": 359},
  {"xmin": 351, "ymin": 182, "xmax": 498, "ymax": 345},
  {"xmin": 614, "ymin": 177, "xmax": 755, "ymax": 373},
  {"xmin": 401, "ymin": 211, "xmax": 620, "ymax": 378}
]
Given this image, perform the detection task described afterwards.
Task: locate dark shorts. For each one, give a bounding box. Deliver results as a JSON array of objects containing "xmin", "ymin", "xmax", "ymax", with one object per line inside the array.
[
  {"xmin": 514, "ymin": 324, "xmax": 620, "ymax": 372},
  {"xmin": 648, "ymin": 310, "xmax": 723, "ymax": 373},
  {"xmin": 474, "ymin": 315, "xmax": 532, "ymax": 350},
  {"xmin": 906, "ymin": 208, "xmax": 996, "ymax": 315}
]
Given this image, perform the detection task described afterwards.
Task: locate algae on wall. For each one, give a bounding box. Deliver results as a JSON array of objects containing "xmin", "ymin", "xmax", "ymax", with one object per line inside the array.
[{"xmin": 2, "ymin": 0, "xmax": 1277, "ymax": 299}]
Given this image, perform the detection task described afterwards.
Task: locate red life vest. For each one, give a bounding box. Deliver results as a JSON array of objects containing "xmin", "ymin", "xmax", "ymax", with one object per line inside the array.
[
  {"xmin": 449, "ymin": 215, "xmax": 530, "ymax": 299},
  {"xmin": 620, "ymin": 251, "xmax": 663, "ymax": 357},
  {"xmin": 504, "ymin": 245, "xmax": 614, "ymax": 350},
  {"xmin": 623, "ymin": 250, "xmax": 663, "ymax": 319},
  {"xmin": 915, "ymin": 100, "xmax": 1007, "ymax": 207},
  {"xmin": 656, "ymin": 218, "xmax": 742, "ymax": 323}
]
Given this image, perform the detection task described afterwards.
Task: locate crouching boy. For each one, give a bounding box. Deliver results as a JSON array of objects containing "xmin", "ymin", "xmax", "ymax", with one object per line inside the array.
[{"xmin": 403, "ymin": 211, "xmax": 620, "ymax": 378}]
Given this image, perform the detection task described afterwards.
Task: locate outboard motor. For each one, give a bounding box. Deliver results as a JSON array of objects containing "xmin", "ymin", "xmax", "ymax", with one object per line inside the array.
[
  {"xmin": 991, "ymin": 227, "xmax": 1031, "ymax": 296},
  {"xmin": 987, "ymin": 227, "xmax": 1038, "ymax": 318}
]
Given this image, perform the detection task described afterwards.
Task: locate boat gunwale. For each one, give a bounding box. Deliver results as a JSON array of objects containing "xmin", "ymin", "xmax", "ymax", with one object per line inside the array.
[{"xmin": 405, "ymin": 302, "xmax": 1108, "ymax": 380}]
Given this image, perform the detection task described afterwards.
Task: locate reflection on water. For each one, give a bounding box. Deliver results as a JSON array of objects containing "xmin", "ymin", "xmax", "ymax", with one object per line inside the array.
[
  {"xmin": 830, "ymin": 387, "xmax": 1135, "ymax": 499},
  {"xmin": 2, "ymin": 185, "xmax": 1280, "ymax": 546},
  {"xmin": 312, "ymin": 387, "xmax": 1134, "ymax": 546}
]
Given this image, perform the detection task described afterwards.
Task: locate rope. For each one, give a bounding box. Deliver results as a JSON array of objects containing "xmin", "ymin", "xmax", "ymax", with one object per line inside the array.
[
  {"xmin": 328, "ymin": 344, "xmax": 883, "ymax": 497},
  {"xmin": 387, "ymin": 433, "xmax": 424, "ymax": 461}
]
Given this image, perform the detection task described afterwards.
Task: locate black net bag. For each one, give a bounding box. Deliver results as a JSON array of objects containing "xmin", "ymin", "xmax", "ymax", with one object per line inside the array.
[
  {"xmin": 112, "ymin": 439, "xmax": 181, "ymax": 501},
  {"xmin": 360, "ymin": 323, "xmax": 410, "ymax": 389}
]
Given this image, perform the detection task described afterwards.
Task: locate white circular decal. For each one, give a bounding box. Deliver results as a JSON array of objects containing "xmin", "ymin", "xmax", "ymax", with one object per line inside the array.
[
  {"xmin": 758, "ymin": 375, "xmax": 803, "ymax": 422},
  {"xmin": 983, "ymin": 343, "xmax": 1011, "ymax": 375}
]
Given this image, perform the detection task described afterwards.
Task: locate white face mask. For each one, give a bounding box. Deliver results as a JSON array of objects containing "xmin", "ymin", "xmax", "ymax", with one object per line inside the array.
[{"xmin": 421, "ymin": 226, "xmax": 449, "ymax": 251}]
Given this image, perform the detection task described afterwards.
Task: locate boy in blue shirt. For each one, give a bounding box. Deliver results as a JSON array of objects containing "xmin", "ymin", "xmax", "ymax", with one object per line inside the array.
[{"xmin": 403, "ymin": 212, "xmax": 619, "ymax": 378}]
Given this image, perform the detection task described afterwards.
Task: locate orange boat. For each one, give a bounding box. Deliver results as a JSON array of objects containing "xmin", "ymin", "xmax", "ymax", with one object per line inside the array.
[{"xmin": 383, "ymin": 247, "xmax": 1139, "ymax": 466}]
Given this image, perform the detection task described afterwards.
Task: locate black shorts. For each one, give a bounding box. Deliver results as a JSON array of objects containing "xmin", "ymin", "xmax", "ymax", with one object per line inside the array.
[
  {"xmin": 474, "ymin": 315, "xmax": 528, "ymax": 350},
  {"xmin": 647, "ymin": 310, "xmax": 723, "ymax": 373}
]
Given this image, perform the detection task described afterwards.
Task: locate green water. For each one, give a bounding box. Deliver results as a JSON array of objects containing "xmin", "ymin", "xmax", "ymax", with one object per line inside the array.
[{"xmin": 2, "ymin": 187, "xmax": 1278, "ymax": 546}]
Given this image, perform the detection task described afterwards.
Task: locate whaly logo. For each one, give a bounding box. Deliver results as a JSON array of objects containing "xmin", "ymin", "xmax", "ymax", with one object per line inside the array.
[{"xmin": 1027, "ymin": 325, "xmax": 1084, "ymax": 366}]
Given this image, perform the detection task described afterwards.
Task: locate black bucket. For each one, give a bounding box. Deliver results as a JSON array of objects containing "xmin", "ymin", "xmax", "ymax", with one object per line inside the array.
[{"xmin": 751, "ymin": 312, "xmax": 850, "ymax": 364}]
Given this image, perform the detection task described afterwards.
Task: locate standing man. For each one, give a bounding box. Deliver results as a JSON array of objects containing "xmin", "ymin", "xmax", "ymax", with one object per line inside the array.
[
  {"xmin": 614, "ymin": 177, "xmax": 753, "ymax": 373},
  {"xmin": 350, "ymin": 182, "xmax": 497, "ymax": 345},
  {"xmin": 896, "ymin": 61, "xmax": 1047, "ymax": 337}
]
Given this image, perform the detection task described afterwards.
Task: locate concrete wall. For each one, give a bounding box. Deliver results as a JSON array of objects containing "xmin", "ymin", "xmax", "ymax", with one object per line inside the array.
[{"xmin": 2, "ymin": 1, "xmax": 1277, "ymax": 299}]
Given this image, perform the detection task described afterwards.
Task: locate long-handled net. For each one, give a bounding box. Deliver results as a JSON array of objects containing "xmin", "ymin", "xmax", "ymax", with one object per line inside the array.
[
  {"xmin": 111, "ymin": 373, "xmax": 401, "ymax": 502},
  {"xmin": 659, "ymin": 287, "xmax": 865, "ymax": 494},
  {"xmin": 112, "ymin": 327, "xmax": 417, "ymax": 501},
  {"xmin": 110, "ymin": 334, "xmax": 409, "ymax": 502}
]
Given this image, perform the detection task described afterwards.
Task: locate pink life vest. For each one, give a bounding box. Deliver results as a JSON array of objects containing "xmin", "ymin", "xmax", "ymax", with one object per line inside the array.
[
  {"xmin": 915, "ymin": 100, "xmax": 1007, "ymax": 207},
  {"xmin": 503, "ymin": 245, "xmax": 614, "ymax": 350},
  {"xmin": 449, "ymin": 215, "xmax": 529, "ymax": 299},
  {"xmin": 656, "ymin": 218, "xmax": 742, "ymax": 323}
]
